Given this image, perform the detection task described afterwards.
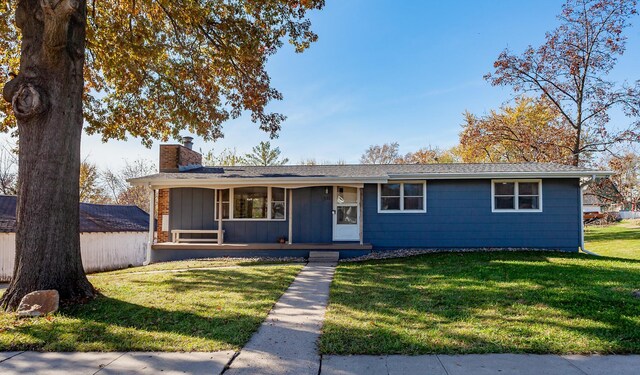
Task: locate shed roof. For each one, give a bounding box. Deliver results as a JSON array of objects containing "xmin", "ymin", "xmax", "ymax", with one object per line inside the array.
[{"xmin": 0, "ymin": 195, "xmax": 150, "ymax": 233}]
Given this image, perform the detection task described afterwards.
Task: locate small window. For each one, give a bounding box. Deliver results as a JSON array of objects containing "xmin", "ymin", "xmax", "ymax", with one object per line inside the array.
[
  {"xmin": 271, "ymin": 188, "xmax": 286, "ymax": 220},
  {"xmin": 215, "ymin": 189, "xmax": 230, "ymax": 219},
  {"xmin": 492, "ymin": 180, "xmax": 542, "ymax": 212},
  {"xmin": 379, "ymin": 181, "xmax": 426, "ymax": 212}
]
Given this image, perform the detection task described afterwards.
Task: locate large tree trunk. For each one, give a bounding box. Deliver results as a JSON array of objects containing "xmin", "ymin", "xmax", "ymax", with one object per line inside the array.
[{"xmin": 0, "ymin": 0, "xmax": 94, "ymax": 310}]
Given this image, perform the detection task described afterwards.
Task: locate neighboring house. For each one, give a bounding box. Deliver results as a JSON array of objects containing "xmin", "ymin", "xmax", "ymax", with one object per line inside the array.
[
  {"xmin": 583, "ymin": 193, "xmax": 604, "ymax": 213},
  {"xmin": 0, "ymin": 195, "xmax": 150, "ymax": 281},
  {"xmin": 129, "ymin": 141, "xmax": 611, "ymax": 262}
]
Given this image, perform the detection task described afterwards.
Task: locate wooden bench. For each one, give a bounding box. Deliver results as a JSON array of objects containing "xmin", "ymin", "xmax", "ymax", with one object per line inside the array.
[{"xmin": 171, "ymin": 229, "xmax": 224, "ymax": 244}]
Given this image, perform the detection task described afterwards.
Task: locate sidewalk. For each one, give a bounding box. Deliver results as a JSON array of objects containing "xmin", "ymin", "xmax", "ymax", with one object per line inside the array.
[
  {"xmin": 321, "ymin": 353, "xmax": 640, "ymax": 375},
  {"xmin": 0, "ymin": 351, "xmax": 234, "ymax": 374},
  {"xmin": 225, "ymin": 263, "xmax": 336, "ymax": 375}
]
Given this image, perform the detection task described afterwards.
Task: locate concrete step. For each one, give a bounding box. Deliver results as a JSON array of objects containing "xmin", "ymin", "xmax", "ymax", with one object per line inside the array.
[{"xmin": 308, "ymin": 251, "xmax": 340, "ymax": 263}]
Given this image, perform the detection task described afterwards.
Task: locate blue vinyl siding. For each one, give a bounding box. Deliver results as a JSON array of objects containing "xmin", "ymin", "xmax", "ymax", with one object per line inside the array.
[{"xmin": 363, "ymin": 178, "xmax": 580, "ymax": 250}]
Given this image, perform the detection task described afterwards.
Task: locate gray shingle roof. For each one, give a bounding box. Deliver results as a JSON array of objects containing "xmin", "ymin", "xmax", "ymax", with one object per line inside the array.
[
  {"xmin": 130, "ymin": 163, "xmax": 608, "ymax": 184},
  {"xmin": 0, "ymin": 195, "xmax": 151, "ymax": 233}
]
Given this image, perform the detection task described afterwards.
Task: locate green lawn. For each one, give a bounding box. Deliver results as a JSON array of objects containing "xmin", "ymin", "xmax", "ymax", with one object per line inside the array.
[
  {"xmin": 585, "ymin": 221, "xmax": 640, "ymax": 260},
  {"xmin": 0, "ymin": 263, "xmax": 302, "ymax": 351},
  {"xmin": 102, "ymin": 257, "xmax": 303, "ymax": 275},
  {"xmin": 321, "ymin": 252, "xmax": 640, "ymax": 355}
]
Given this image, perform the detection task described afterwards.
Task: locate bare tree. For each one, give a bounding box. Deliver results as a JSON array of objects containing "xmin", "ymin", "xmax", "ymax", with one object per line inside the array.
[
  {"xmin": 0, "ymin": 142, "xmax": 17, "ymax": 195},
  {"xmin": 103, "ymin": 159, "xmax": 156, "ymax": 210},
  {"xmin": 486, "ymin": 0, "xmax": 640, "ymax": 166},
  {"xmin": 360, "ymin": 142, "xmax": 401, "ymax": 164}
]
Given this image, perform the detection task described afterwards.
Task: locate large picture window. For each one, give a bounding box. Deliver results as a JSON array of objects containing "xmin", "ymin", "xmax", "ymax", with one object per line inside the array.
[
  {"xmin": 378, "ymin": 181, "xmax": 426, "ymax": 212},
  {"xmin": 234, "ymin": 187, "xmax": 268, "ymax": 219},
  {"xmin": 492, "ymin": 180, "xmax": 542, "ymax": 212},
  {"xmin": 216, "ymin": 187, "xmax": 287, "ymax": 220}
]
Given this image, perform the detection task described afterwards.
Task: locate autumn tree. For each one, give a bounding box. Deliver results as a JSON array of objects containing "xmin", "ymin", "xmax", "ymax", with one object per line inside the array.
[
  {"xmin": 245, "ymin": 141, "xmax": 289, "ymax": 166},
  {"xmin": 599, "ymin": 151, "xmax": 640, "ymax": 210},
  {"xmin": 0, "ymin": 0, "xmax": 324, "ymax": 309},
  {"xmin": 459, "ymin": 97, "xmax": 576, "ymax": 163},
  {"xmin": 202, "ymin": 147, "xmax": 247, "ymax": 166},
  {"xmin": 401, "ymin": 146, "xmax": 460, "ymax": 164},
  {"xmin": 360, "ymin": 142, "xmax": 401, "ymax": 164},
  {"xmin": 79, "ymin": 159, "xmax": 109, "ymax": 203},
  {"xmin": 485, "ymin": 0, "xmax": 640, "ymax": 166}
]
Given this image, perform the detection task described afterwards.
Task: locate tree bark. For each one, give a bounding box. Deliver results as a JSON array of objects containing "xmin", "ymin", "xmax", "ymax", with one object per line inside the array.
[{"xmin": 1, "ymin": 0, "xmax": 94, "ymax": 310}]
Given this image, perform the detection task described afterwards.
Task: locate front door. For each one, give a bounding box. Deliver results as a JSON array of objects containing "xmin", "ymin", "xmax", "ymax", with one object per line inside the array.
[{"xmin": 332, "ymin": 186, "xmax": 360, "ymax": 241}]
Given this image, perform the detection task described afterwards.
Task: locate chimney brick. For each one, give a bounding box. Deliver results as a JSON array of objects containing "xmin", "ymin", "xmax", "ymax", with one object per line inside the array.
[{"xmin": 158, "ymin": 143, "xmax": 202, "ymax": 242}]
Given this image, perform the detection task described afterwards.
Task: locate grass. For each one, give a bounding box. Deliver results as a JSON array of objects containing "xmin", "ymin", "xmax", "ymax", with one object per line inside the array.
[
  {"xmin": 585, "ymin": 220, "xmax": 640, "ymax": 260},
  {"xmin": 0, "ymin": 263, "xmax": 302, "ymax": 351},
  {"xmin": 320, "ymin": 251, "xmax": 640, "ymax": 355},
  {"xmin": 101, "ymin": 257, "xmax": 303, "ymax": 275}
]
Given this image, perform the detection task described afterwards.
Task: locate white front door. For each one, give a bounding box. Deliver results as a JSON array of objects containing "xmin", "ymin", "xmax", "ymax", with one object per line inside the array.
[{"xmin": 332, "ymin": 186, "xmax": 360, "ymax": 241}]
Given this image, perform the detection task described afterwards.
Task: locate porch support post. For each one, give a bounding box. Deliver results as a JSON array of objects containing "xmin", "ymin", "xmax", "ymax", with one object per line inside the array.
[
  {"xmin": 217, "ymin": 189, "xmax": 223, "ymax": 245},
  {"xmin": 359, "ymin": 187, "xmax": 364, "ymax": 245},
  {"xmin": 145, "ymin": 186, "xmax": 155, "ymax": 265},
  {"xmin": 288, "ymin": 189, "xmax": 293, "ymax": 244}
]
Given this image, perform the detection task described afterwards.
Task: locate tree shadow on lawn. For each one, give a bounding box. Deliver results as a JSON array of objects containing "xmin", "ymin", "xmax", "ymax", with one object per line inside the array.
[
  {"xmin": 585, "ymin": 226, "xmax": 640, "ymax": 242},
  {"xmin": 323, "ymin": 251, "xmax": 640, "ymax": 354},
  {"xmin": 0, "ymin": 266, "xmax": 301, "ymax": 351}
]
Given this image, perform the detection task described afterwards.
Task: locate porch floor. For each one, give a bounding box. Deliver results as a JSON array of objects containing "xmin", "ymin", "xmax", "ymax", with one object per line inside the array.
[{"xmin": 152, "ymin": 242, "xmax": 373, "ymax": 251}]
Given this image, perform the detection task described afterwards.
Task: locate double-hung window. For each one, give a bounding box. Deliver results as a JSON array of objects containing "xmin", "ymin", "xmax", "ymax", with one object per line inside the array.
[
  {"xmin": 378, "ymin": 181, "xmax": 426, "ymax": 212},
  {"xmin": 492, "ymin": 180, "xmax": 542, "ymax": 212}
]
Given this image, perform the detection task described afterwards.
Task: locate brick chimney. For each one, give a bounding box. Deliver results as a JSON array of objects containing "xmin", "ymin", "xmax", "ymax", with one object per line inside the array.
[
  {"xmin": 157, "ymin": 137, "xmax": 202, "ymax": 242},
  {"xmin": 159, "ymin": 136, "xmax": 202, "ymax": 172}
]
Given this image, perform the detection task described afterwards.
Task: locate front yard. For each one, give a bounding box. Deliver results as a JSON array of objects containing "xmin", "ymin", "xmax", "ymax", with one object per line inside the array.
[
  {"xmin": 585, "ymin": 220, "xmax": 640, "ymax": 260},
  {"xmin": 0, "ymin": 262, "xmax": 302, "ymax": 351},
  {"xmin": 320, "ymin": 252, "xmax": 640, "ymax": 355}
]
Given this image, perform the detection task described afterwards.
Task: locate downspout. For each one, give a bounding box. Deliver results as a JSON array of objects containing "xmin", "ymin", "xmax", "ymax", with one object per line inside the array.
[{"xmin": 579, "ymin": 174, "xmax": 600, "ymax": 256}]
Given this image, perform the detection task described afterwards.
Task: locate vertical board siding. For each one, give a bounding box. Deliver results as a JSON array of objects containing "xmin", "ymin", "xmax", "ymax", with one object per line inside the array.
[
  {"xmin": 363, "ymin": 178, "xmax": 581, "ymax": 250},
  {"xmin": 169, "ymin": 187, "xmax": 333, "ymax": 244},
  {"xmin": 293, "ymin": 186, "xmax": 333, "ymax": 243},
  {"xmin": 0, "ymin": 232, "xmax": 147, "ymax": 281}
]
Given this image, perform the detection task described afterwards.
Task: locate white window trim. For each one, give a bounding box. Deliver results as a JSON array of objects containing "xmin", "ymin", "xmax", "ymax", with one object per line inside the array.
[
  {"xmin": 491, "ymin": 179, "xmax": 543, "ymax": 213},
  {"xmin": 377, "ymin": 181, "xmax": 427, "ymax": 213},
  {"xmin": 215, "ymin": 187, "xmax": 287, "ymax": 221}
]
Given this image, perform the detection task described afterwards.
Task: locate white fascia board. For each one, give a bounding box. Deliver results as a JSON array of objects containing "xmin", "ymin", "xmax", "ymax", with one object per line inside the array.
[
  {"xmin": 133, "ymin": 177, "xmax": 383, "ymax": 189},
  {"xmin": 387, "ymin": 171, "xmax": 614, "ymax": 180}
]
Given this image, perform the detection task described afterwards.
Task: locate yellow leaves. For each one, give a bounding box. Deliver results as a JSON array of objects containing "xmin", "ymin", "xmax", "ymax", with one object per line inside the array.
[
  {"xmin": 0, "ymin": 0, "xmax": 323, "ymax": 144},
  {"xmin": 459, "ymin": 96, "xmax": 576, "ymax": 164}
]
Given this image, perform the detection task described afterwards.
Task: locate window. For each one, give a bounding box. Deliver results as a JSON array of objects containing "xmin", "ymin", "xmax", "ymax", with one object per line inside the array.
[
  {"xmin": 215, "ymin": 189, "xmax": 230, "ymax": 219},
  {"xmin": 216, "ymin": 187, "xmax": 287, "ymax": 220},
  {"xmin": 378, "ymin": 181, "xmax": 426, "ymax": 212},
  {"xmin": 234, "ymin": 187, "xmax": 268, "ymax": 219},
  {"xmin": 271, "ymin": 188, "xmax": 286, "ymax": 219},
  {"xmin": 492, "ymin": 180, "xmax": 542, "ymax": 212}
]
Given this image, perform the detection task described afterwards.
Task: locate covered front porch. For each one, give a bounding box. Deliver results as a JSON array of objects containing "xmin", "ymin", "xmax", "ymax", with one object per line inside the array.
[{"xmin": 144, "ymin": 182, "xmax": 373, "ymax": 261}]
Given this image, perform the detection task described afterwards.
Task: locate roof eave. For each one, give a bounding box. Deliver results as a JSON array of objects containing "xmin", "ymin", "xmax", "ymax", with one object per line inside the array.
[{"xmin": 387, "ymin": 171, "xmax": 614, "ymax": 179}]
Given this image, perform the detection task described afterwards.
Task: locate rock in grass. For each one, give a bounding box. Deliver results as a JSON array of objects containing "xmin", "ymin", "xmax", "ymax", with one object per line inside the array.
[
  {"xmin": 17, "ymin": 290, "xmax": 59, "ymax": 318},
  {"xmin": 633, "ymin": 290, "xmax": 640, "ymax": 299}
]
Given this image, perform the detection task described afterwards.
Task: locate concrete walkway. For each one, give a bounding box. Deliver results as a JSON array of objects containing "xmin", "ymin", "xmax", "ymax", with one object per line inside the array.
[
  {"xmin": 321, "ymin": 354, "xmax": 640, "ymax": 375},
  {"xmin": 225, "ymin": 263, "xmax": 336, "ymax": 375},
  {"xmin": 0, "ymin": 351, "xmax": 235, "ymax": 374}
]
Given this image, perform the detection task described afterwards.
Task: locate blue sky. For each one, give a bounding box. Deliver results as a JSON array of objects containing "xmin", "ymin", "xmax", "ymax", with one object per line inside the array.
[{"xmin": 24, "ymin": 0, "xmax": 640, "ymax": 169}]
